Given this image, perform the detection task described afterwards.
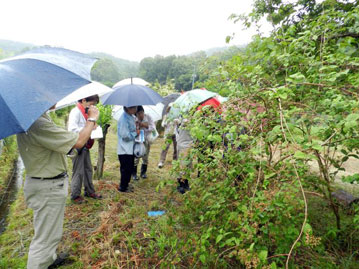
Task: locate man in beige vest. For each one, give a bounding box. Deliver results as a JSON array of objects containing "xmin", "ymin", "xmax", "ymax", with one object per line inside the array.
[{"xmin": 17, "ymin": 105, "xmax": 99, "ymax": 269}]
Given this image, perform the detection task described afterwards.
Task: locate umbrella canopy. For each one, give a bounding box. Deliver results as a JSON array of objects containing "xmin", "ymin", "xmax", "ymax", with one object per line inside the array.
[
  {"xmin": 113, "ymin": 77, "xmax": 149, "ymax": 87},
  {"xmin": 55, "ymin": 81, "xmax": 113, "ymax": 110},
  {"xmin": 101, "ymin": 84, "xmax": 163, "ymax": 107},
  {"xmin": 0, "ymin": 47, "xmax": 97, "ymax": 139},
  {"xmin": 168, "ymin": 89, "xmax": 217, "ymax": 119},
  {"xmin": 196, "ymin": 97, "xmax": 221, "ymax": 111},
  {"xmin": 161, "ymin": 93, "xmax": 180, "ymax": 116},
  {"xmin": 112, "ymin": 103, "xmax": 164, "ymax": 122}
]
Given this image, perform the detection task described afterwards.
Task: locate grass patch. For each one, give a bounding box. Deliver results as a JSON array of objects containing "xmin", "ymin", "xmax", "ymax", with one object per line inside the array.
[
  {"xmin": 0, "ymin": 136, "xmax": 18, "ymax": 196},
  {"xmin": 1, "ymin": 123, "xmax": 358, "ymax": 268}
]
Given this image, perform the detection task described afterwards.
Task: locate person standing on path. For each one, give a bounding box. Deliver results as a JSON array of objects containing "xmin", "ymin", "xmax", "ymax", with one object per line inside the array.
[
  {"xmin": 158, "ymin": 104, "xmax": 177, "ymax": 168},
  {"xmin": 17, "ymin": 105, "xmax": 99, "ymax": 269},
  {"xmin": 117, "ymin": 106, "xmax": 139, "ymax": 192},
  {"xmin": 132, "ymin": 106, "xmax": 156, "ymax": 180},
  {"xmin": 68, "ymin": 95, "xmax": 102, "ymax": 204}
]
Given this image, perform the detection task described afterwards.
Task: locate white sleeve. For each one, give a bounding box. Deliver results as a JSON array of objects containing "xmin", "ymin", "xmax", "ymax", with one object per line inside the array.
[
  {"xmin": 161, "ymin": 115, "xmax": 167, "ymax": 128},
  {"xmin": 147, "ymin": 115, "xmax": 155, "ymax": 132},
  {"xmin": 68, "ymin": 108, "xmax": 83, "ymax": 133}
]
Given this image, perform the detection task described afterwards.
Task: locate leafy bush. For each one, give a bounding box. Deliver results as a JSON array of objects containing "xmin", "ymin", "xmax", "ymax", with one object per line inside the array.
[{"xmin": 149, "ymin": 1, "xmax": 359, "ymax": 267}]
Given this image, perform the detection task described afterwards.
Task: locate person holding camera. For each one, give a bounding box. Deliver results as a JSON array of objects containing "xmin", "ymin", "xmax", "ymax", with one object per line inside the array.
[
  {"xmin": 68, "ymin": 95, "xmax": 102, "ymax": 203},
  {"xmin": 17, "ymin": 104, "xmax": 99, "ymax": 268}
]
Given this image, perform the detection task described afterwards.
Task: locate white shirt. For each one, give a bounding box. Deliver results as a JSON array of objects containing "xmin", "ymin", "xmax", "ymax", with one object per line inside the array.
[
  {"xmin": 68, "ymin": 106, "xmax": 86, "ymax": 133},
  {"xmin": 137, "ymin": 114, "xmax": 155, "ymax": 140}
]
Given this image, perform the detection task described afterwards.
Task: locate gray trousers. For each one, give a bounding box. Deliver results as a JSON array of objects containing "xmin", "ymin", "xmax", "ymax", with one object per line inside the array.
[
  {"xmin": 134, "ymin": 142, "xmax": 151, "ymax": 166},
  {"xmin": 24, "ymin": 175, "xmax": 68, "ymax": 269},
  {"xmin": 71, "ymin": 148, "xmax": 95, "ymax": 199},
  {"xmin": 159, "ymin": 134, "xmax": 177, "ymax": 163}
]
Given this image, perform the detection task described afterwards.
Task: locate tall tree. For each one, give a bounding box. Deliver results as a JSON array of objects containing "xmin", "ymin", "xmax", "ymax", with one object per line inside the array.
[{"xmin": 91, "ymin": 58, "xmax": 120, "ymax": 87}]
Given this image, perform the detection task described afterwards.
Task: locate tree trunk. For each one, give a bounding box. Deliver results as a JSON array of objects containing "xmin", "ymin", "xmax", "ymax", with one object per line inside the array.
[
  {"xmin": 95, "ymin": 124, "xmax": 110, "ymax": 179},
  {"xmin": 314, "ymin": 150, "xmax": 341, "ymax": 230}
]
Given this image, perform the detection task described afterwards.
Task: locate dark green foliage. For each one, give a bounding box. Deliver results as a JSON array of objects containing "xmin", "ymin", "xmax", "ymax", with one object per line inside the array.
[
  {"xmin": 148, "ymin": 1, "xmax": 359, "ymax": 267},
  {"xmin": 90, "ymin": 52, "xmax": 139, "ymax": 82},
  {"xmin": 139, "ymin": 47, "xmax": 243, "ymax": 91},
  {"xmin": 91, "ymin": 58, "xmax": 120, "ymax": 87}
]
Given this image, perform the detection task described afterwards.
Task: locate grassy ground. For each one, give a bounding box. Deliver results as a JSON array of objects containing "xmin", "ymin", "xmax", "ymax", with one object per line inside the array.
[
  {"xmin": 0, "ymin": 136, "xmax": 18, "ymax": 196},
  {"xmin": 0, "ymin": 125, "xmax": 181, "ymax": 268},
  {"xmin": 1, "ymin": 122, "xmax": 359, "ymax": 268}
]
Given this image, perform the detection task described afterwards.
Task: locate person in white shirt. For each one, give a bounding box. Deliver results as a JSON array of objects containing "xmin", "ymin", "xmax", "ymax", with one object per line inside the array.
[
  {"xmin": 68, "ymin": 95, "xmax": 102, "ymax": 203},
  {"xmin": 132, "ymin": 106, "xmax": 156, "ymax": 180}
]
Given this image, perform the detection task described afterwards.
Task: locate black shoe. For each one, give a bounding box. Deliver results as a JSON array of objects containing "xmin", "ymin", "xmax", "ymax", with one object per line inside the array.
[
  {"xmin": 118, "ymin": 187, "xmax": 134, "ymax": 193},
  {"xmin": 132, "ymin": 166, "xmax": 139, "ymax": 180},
  {"xmin": 140, "ymin": 164, "xmax": 148, "ymax": 179},
  {"xmin": 177, "ymin": 185, "xmax": 186, "ymax": 194},
  {"xmin": 48, "ymin": 253, "xmax": 69, "ymax": 268},
  {"xmin": 183, "ymin": 179, "xmax": 190, "ymax": 191}
]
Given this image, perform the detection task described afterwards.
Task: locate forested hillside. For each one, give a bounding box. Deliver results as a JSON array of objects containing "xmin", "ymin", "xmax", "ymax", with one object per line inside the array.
[
  {"xmin": 0, "ymin": 39, "xmax": 241, "ymax": 90},
  {"xmin": 0, "ymin": 39, "xmax": 34, "ymax": 58},
  {"xmin": 138, "ymin": 46, "xmax": 243, "ymax": 91}
]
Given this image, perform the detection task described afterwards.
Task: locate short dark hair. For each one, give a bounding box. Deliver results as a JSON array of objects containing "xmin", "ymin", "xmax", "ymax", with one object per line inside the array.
[
  {"xmin": 136, "ymin": 106, "xmax": 144, "ymax": 113},
  {"xmin": 78, "ymin": 94, "xmax": 99, "ymax": 103},
  {"xmin": 124, "ymin": 106, "xmax": 137, "ymax": 112}
]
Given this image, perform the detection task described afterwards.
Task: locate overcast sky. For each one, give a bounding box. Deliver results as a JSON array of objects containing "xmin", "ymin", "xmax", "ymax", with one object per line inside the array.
[{"xmin": 0, "ymin": 0, "xmax": 272, "ymax": 62}]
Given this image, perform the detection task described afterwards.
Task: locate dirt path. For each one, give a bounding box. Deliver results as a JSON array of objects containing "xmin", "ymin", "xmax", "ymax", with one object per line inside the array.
[
  {"xmin": 59, "ymin": 131, "xmax": 180, "ymax": 268},
  {"xmin": 309, "ymin": 156, "xmax": 359, "ymax": 194}
]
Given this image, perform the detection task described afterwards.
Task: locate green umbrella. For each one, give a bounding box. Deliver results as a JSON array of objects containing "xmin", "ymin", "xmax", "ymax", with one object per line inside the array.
[{"xmin": 168, "ymin": 89, "xmax": 217, "ymax": 119}]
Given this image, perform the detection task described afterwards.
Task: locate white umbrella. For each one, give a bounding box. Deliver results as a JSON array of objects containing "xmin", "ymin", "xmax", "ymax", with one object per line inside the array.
[
  {"xmin": 55, "ymin": 81, "xmax": 113, "ymax": 110},
  {"xmin": 217, "ymin": 95, "xmax": 229, "ymax": 103},
  {"xmin": 112, "ymin": 103, "xmax": 164, "ymax": 122},
  {"xmin": 113, "ymin": 77, "xmax": 149, "ymax": 88}
]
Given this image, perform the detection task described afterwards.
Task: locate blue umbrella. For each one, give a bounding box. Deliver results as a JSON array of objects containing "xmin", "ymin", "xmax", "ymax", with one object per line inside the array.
[
  {"xmin": 101, "ymin": 82, "xmax": 163, "ymax": 107},
  {"xmin": 0, "ymin": 47, "xmax": 97, "ymax": 139}
]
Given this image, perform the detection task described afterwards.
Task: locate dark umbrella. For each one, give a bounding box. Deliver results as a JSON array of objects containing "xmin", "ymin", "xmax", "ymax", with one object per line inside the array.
[
  {"xmin": 161, "ymin": 93, "xmax": 180, "ymax": 116},
  {"xmin": 0, "ymin": 47, "xmax": 97, "ymax": 139},
  {"xmin": 101, "ymin": 81, "xmax": 163, "ymax": 107}
]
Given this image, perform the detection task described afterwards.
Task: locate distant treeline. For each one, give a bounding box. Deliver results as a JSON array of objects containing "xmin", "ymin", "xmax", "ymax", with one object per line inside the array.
[
  {"xmin": 138, "ymin": 46, "xmax": 243, "ymax": 91},
  {"xmin": 0, "ymin": 39, "xmax": 244, "ymax": 91}
]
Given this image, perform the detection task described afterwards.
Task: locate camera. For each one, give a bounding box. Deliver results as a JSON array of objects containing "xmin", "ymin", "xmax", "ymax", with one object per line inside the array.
[{"xmin": 85, "ymin": 107, "xmax": 89, "ymax": 114}]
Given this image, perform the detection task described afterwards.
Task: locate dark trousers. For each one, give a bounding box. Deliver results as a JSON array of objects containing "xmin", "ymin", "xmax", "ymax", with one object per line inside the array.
[
  {"xmin": 118, "ymin": 154, "xmax": 134, "ymax": 191},
  {"xmin": 71, "ymin": 148, "xmax": 95, "ymax": 199}
]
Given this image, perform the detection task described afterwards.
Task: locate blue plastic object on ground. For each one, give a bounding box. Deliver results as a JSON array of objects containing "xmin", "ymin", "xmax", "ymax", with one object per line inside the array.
[{"xmin": 147, "ymin": 211, "xmax": 165, "ymax": 217}]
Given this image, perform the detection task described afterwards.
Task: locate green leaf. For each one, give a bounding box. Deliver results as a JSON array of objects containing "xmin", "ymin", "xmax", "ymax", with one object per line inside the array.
[
  {"xmin": 216, "ymin": 234, "xmax": 224, "ymax": 244},
  {"xmin": 265, "ymin": 173, "xmax": 276, "ymax": 180},
  {"xmin": 199, "ymin": 254, "xmax": 206, "ymax": 264},
  {"xmin": 294, "ymin": 151, "xmax": 309, "ymax": 159},
  {"xmin": 258, "ymin": 250, "xmax": 268, "ymax": 262},
  {"xmin": 288, "ymin": 72, "xmax": 306, "ymax": 82}
]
